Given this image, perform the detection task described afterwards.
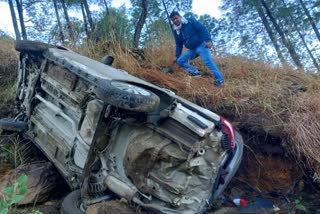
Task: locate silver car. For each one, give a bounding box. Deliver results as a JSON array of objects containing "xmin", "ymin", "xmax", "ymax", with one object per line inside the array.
[{"xmin": 1, "ymin": 40, "xmax": 243, "ymax": 214}]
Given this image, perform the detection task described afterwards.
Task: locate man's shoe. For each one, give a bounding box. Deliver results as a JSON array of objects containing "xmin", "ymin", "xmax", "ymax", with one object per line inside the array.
[{"xmin": 214, "ymin": 79, "xmax": 224, "ymax": 87}]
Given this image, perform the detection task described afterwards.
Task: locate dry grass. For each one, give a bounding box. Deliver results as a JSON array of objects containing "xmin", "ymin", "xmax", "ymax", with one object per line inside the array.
[
  {"xmin": 0, "ymin": 38, "xmax": 18, "ymax": 86},
  {"xmin": 0, "ymin": 38, "xmax": 18, "ymax": 118},
  {"xmin": 286, "ymin": 91, "xmax": 320, "ymax": 181}
]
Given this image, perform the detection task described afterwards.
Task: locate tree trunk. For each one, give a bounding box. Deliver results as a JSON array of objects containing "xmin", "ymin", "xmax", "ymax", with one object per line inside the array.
[
  {"xmin": 53, "ymin": 0, "xmax": 65, "ymax": 43},
  {"xmin": 103, "ymin": 0, "xmax": 109, "ymax": 15},
  {"xmin": 299, "ymin": 0, "xmax": 320, "ymax": 43},
  {"xmin": 260, "ymin": 0, "xmax": 303, "ymax": 69},
  {"xmin": 8, "ymin": 0, "xmax": 21, "ymax": 40},
  {"xmin": 133, "ymin": 0, "xmax": 148, "ymax": 48},
  {"xmin": 15, "ymin": 0, "xmax": 27, "ymax": 40},
  {"xmin": 83, "ymin": 0, "xmax": 95, "ymax": 32},
  {"xmin": 80, "ymin": 2, "xmax": 89, "ymax": 38},
  {"xmin": 60, "ymin": 0, "xmax": 75, "ymax": 43},
  {"xmin": 282, "ymin": 0, "xmax": 319, "ymax": 71},
  {"xmin": 254, "ymin": 1, "xmax": 286, "ymax": 65},
  {"xmin": 161, "ymin": 0, "xmax": 173, "ymax": 32}
]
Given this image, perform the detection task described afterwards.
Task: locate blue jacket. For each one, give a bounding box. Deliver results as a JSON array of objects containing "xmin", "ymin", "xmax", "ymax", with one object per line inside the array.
[{"xmin": 173, "ymin": 17, "xmax": 212, "ymax": 58}]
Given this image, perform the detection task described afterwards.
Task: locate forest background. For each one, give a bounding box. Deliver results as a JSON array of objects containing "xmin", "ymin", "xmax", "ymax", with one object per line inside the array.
[{"xmin": 0, "ymin": 0, "xmax": 320, "ymax": 72}]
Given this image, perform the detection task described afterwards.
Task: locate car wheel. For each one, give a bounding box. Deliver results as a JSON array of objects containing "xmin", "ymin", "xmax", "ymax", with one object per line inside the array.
[
  {"xmin": 95, "ymin": 81, "xmax": 160, "ymax": 112},
  {"xmin": 61, "ymin": 190, "xmax": 85, "ymax": 214},
  {"xmin": 15, "ymin": 40, "xmax": 56, "ymax": 52},
  {"xmin": 0, "ymin": 118, "xmax": 28, "ymax": 132}
]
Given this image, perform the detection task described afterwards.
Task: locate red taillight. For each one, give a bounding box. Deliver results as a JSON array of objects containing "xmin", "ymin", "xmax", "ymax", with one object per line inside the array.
[{"xmin": 221, "ymin": 117, "xmax": 236, "ymax": 150}]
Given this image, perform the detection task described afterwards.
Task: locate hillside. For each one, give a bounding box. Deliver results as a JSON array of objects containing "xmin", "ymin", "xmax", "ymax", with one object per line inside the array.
[
  {"xmin": 82, "ymin": 40, "xmax": 320, "ymax": 182},
  {"xmin": 1, "ymin": 38, "xmax": 320, "ymax": 213}
]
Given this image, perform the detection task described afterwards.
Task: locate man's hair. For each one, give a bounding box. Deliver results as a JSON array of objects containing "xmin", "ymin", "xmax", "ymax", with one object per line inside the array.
[{"xmin": 169, "ymin": 11, "xmax": 181, "ymax": 18}]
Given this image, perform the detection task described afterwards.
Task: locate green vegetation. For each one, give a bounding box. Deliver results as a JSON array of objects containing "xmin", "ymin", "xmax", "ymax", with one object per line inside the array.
[
  {"xmin": 0, "ymin": 175, "xmax": 28, "ymax": 214},
  {"xmin": 288, "ymin": 197, "xmax": 309, "ymax": 214},
  {"xmin": 0, "ymin": 136, "xmax": 33, "ymax": 169},
  {"xmin": 0, "ymin": 174, "xmax": 43, "ymax": 214},
  {"xmin": 294, "ymin": 198, "xmax": 308, "ymax": 213}
]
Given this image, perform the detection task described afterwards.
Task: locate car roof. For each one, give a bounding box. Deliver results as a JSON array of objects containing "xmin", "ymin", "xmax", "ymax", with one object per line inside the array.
[
  {"xmin": 44, "ymin": 48, "xmax": 221, "ymax": 122},
  {"xmin": 45, "ymin": 48, "xmax": 150, "ymax": 85}
]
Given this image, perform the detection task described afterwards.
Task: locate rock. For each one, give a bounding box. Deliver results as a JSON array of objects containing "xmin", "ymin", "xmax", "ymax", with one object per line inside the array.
[{"xmin": 0, "ymin": 161, "xmax": 68, "ymax": 205}]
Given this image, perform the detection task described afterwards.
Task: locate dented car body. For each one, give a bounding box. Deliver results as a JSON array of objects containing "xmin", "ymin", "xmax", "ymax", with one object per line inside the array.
[{"xmin": 7, "ymin": 41, "xmax": 243, "ymax": 213}]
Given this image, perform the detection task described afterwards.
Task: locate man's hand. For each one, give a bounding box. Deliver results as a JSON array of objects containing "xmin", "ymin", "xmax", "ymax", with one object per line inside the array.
[
  {"xmin": 205, "ymin": 41, "xmax": 213, "ymax": 48},
  {"xmin": 172, "ymin": 57, "xmax": 177, "ymax": 64}
]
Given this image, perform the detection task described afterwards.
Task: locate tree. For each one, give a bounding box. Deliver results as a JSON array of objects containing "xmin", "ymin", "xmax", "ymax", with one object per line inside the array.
[
  {"xmin": 161, "ymin": 0, "xmax": 172, "ymax": 30},
  {"xmin": 144, "ymin": 17, "xmax": 172, "ymax": 46},
  {"xmin": 299, "ymin": 0, "xmax": 320, "ymax": 43},
  {"xmin": 281, "ymin": 0, "xmax": 319, "ymax": 71},
  {"xmin": 80, "ymin": 2, "xmax": 89, "ymax": 37},
  {"xmin": 95, "ymin": 7, "xmax": 133, "ymax": 44},
  {"xmin": 253, "ymin": 0, "xmax": 286, "ymax": 65},
  {"xmin": 133, "ymin": 0, "xmax": 148, "ymax": 48},
  {"xmin": 259, "ymin": 0, "xmax": 303, "ymax": 69},
  {"xmin": 129, "ymin": 0, "xmax": 193, "ymax": 47},
  {"xmin": 102, "ymin": 0, "xmax": 109, "ymax": 15},
  {"xmin": 7, "ymin": 0, "xmax": 21, "ymax": 40},
  {"xmin": 217, "ymin": 0, "xmax": 279, "ymax": 62},
  {"xmin": 60, "ymin": 0, "xmax": 75, "ymax": 42},
  {"xmin": 15, "ymin": 0, "xmax": 27, "ymax": 40},
  {"xmin": 53, "ymin": 0, "xmax": 65, "ymax": 43},
  {"xmin": 83, "ymin": 0, "xmax": 95, "ymax": 32}
]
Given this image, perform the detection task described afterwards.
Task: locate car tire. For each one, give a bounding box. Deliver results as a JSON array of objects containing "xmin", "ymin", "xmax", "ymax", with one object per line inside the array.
[
  {"xmin": 0, "ymin": 118, "xmax": 28, "ymax": 132},
  {"xmin": 15, "ymin": 40, "xmax": 57, "ymax": 53},
  {"xmin": 95, "ymin": 81, "xmax": 160, "ymax": 112},
  {"xmin": 61, "ymin": 190, "xmax": 85, "ymax": 214}
]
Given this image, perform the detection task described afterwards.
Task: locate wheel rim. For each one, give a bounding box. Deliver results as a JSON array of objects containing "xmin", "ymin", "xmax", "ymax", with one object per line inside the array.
[{"xmin": 111, "ymin": 82, "xmax": 151, "ymax": 96}]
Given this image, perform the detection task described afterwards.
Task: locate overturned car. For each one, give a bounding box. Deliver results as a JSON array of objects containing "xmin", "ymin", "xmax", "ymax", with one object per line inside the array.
[{"xmin": 1, "ymin": 41, "xmax": 243, "ymax": 213}]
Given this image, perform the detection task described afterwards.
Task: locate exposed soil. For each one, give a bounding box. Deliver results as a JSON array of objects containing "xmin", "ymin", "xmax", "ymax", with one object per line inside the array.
[{"xmin": 211, "ymin": 131, "xmax": 320, "ymax": 214}]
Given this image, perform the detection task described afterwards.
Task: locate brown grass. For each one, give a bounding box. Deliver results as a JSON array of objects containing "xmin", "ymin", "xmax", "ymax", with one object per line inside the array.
[
  {"xmin": 286, "ymin": 91, "xmax": 320, "ymax": 181},
  {"xmin": 0, "ymin": 38, "xmax": 18, "ymax": 85},
  {"xmin": 0, "ymin": 38, "xmax": 18, "ymax": 118}
]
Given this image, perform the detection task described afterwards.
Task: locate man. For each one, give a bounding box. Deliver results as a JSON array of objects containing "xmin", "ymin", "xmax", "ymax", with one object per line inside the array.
[{"xmin": 170, "ymin": 11, "xmax": 224, "ymax": 87}]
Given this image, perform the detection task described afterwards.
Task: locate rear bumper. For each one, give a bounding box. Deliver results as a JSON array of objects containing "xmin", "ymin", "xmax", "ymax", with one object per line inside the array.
[{"xmin": 211, "ymin": 131, "xmax": 244, "ymax": 201}]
